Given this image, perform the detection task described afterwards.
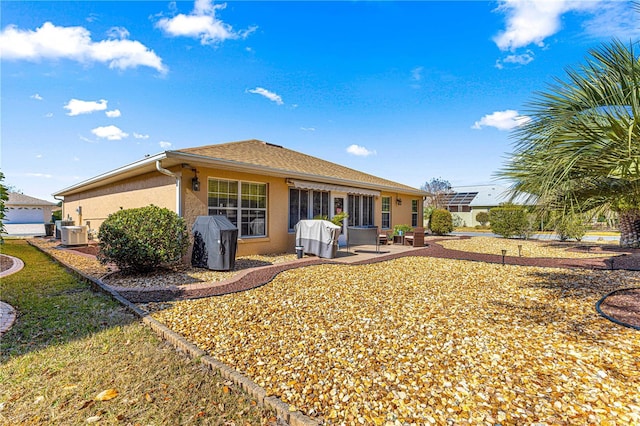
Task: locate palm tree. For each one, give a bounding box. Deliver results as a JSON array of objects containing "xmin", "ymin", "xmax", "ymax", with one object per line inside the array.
[{"xmin": 499, "ymin": 40, "xmax": 640, "ymax": 247}]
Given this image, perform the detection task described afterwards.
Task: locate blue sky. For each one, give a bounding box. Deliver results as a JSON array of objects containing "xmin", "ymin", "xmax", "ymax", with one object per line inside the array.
[{"xmin": 2, "ymin": 0, "xmax": 639, "ymax": 202}]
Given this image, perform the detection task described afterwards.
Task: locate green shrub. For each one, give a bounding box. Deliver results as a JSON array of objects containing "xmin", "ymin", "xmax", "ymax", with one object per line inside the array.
[
  {"xmin": 489, "ymin": 204, "xmax": 530, "ymax": 238},
  {"xmin": 98, "ymin": 205, "xmax": 188, "ymax": 272},
  {"xmin": 555, "ymin": 215, "xmax": 586, "ymax": 241},
  {"xmin": 392, "ymin": 224, "xmax": 414, "ymax": 236},
  {"xmin": 475, "ymin": 211, "xmax": 489, "ymax": 226},
  {"xmin": 429, "ymin": 209, "xmax": 454, "ymax": 235},
  {"xmin": 313, "ymin": 212, "xmax": 349, "ymax": 227}
]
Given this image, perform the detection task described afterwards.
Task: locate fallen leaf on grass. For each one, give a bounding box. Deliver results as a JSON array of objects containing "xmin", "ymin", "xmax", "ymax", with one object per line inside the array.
[
  {"xmin": 94, "ymin": 388, "xmax": 119, "ymax": 401},
  {"xmin": 86, "ymin": 415, "xmax": 101, "ymax": 423},
  {"xmin": 145, "ymin": 393, "xmax": 154, "ymax": 403},
  {"xmin": 78, "ymin": 400, "xmax": 95, "ymax": 410}
]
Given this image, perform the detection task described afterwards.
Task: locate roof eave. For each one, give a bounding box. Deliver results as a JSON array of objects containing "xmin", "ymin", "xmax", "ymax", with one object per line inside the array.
[
  {"xmin": 167, "ymin": 151, "xmax": 427, "ymax": 196},
  {"xmin": 52, "ymin": 152, "xmax": 168, "ymax": 197}
]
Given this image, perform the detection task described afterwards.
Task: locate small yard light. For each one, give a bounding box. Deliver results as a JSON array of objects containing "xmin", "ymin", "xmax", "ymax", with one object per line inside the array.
[
  {"xmin": 518, "ymin": 244, "xmax": 522, "ymax": 257},
  {"xmin": 501, "ymin": 249, "xmax": 507, "ymax": 265}
]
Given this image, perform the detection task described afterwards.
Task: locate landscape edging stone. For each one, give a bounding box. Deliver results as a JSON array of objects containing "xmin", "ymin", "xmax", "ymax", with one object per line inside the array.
[{"xmin": 27, "ymin": 240, "xmax": 320, "ymax": 426}]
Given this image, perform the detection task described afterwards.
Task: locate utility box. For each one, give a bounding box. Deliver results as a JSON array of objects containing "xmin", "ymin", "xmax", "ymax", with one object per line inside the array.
[
  {"xmin": 55, "ymin": 220, "xmax": 74, "ymax": 239},
  {"xmin": 61, "ymin": 226, "xmax": 88, "ymax": 246},
  {"xmin": 191, "ymin": 215, "xmax": 239, "ymax": 271}
]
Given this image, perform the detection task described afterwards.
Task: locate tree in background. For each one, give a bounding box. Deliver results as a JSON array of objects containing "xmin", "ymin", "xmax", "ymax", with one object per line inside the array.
[
  {"xmin": 421, "ymin": 177, "xmax": 453, "ymax": 209},
  {"xmin": 0, "ymin": 172, "xmax": 8, "ymax": 240},
  {"xmin": 498, "ymin": 40, "xmax": 640, "ymax": 247}
]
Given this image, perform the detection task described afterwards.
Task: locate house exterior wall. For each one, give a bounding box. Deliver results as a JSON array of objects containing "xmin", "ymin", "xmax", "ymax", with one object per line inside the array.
[
  {"xmin": 451, "ymin": 208, "xmax": 491, "ymax": 227},
  {"xmin": 61, "ymin": 171, "xmax": 176, "ymax": 232},
  {"xmin": 182, "ymin": 166, "xmax": 291, "ymax": 257},
  {"xmin": 61, "ymin": 166, "xmax": 424, "ymax": 257}
]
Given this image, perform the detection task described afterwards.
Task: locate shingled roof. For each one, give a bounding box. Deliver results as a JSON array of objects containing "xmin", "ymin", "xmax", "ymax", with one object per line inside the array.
[
  {"xmin": 7, "ymin": 192, "xmax": 57, "ymax": 206},
  {"xmin": 54, "ymin": 139, "xmax": 426, "ymax": 197},
  {"xmin": 176, "ymin": 139, "xmax": 421, "ymax": 193}
]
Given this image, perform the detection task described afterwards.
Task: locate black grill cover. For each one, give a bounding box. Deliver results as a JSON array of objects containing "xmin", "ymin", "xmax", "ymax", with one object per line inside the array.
[{"xmin": 191, "ymin": 215, "xmax": 238, "ymax": 271}]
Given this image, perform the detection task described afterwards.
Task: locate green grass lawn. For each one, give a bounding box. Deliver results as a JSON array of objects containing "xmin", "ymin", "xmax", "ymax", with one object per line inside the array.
[{"xmin": 0, "ymin": 240, "xmax": 275, "ymax": 425}]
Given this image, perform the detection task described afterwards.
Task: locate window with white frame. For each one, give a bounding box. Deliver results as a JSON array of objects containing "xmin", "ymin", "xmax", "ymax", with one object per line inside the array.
[
  {"xmin": 381, "ymin": 196, "xmax": 391, "ymax": 229},
  {"xmin": 411, "ymin": 199, "xmax": 419, "ymax": 227},
  {"xmin": 289, "ymin": 188, "xmax": 329, "ymax": 230},
  {"xmin": 208, "ymin": 178, "xmax": 267, "ymax": 237},
  {"xmin": 348, "ymin": 194, "xmax": 374, "ymax": 227}
]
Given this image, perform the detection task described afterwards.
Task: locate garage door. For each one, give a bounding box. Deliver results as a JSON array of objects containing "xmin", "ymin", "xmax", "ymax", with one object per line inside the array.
[{"xmin": 4, "ymin": 207, "xmax": 44, "ymax": 224}]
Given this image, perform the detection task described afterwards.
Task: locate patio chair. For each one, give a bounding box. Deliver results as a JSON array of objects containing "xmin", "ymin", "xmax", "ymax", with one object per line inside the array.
[
  {"xmin": 404, "ymin": 227, "xmax": 425, "ymax": 247},
  {"xmin": 379, "ymin": 230, "xmax": 392, "ymax": 245}
]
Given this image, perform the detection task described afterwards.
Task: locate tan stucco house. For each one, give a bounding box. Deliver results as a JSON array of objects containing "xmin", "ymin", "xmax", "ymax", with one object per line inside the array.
[{"xmin": 53, "ymin": 139, "xmax": 427, "ymax": 256}]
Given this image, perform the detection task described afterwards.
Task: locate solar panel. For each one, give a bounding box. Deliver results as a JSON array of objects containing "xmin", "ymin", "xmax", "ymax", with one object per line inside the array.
[{"xmin": 444, "ymin": 192, "xmax": 478, "ymax": 206}]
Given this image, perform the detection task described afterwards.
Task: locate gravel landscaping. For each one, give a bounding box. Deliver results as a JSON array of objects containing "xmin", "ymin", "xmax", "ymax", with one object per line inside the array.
[
  {"xmin": 28, "ymin": 238, "xmax": 297, "ymax": 289},
  {"xmin": 438, "ymin": 236, "xmax": 612, "ymax": 259},
  {"xmin": 150, "ymin": 257, "xmax": 640, "ymax": 425},
  {"xmin": 27, "ymin": 236, "xmax": 640, "ymax": 424}
]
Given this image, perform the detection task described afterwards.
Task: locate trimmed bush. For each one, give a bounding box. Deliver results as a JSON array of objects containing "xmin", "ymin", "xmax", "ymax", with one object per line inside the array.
[
  {"xmin": 475, "ymin": 211, "xmax": 489, "ymax": 226},
  {"xmin": 489, "ymin": 204, "xmax": 530, "ymax": 238},
  {"xmin": 429, "ymin": 208, "xmax": 454, "ymax": 235},
  {"xmin": 98, "ymin": 205, "xmax": 188, "ymax": 272},
  {"xmin": 556, "ymin": 215, "xmax": 586, "ymax": 241}
]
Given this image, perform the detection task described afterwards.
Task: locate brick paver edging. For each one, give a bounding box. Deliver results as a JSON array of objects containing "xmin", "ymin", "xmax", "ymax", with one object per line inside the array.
[
  {"xmin": 0, "ymin": 254, "xmax": 25, "ymax": 335},
  {"xmin": 0, "ymin": 254, "xmax": 25, "ymax": 278},
  {"xmin": 27, "ymin": 240, "xmax": 319, "ymax": 426}
]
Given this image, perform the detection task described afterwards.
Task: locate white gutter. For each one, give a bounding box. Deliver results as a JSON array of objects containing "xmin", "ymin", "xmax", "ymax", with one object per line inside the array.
[{"xmin": 156, "ymin": 160, "xmax": 182, "ymax": 216}]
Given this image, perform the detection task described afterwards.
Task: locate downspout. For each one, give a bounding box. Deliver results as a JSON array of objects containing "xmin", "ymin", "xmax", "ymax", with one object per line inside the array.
[{"xmin": 156, "ymin": 160, "xmax": 183, "ymax": 216}]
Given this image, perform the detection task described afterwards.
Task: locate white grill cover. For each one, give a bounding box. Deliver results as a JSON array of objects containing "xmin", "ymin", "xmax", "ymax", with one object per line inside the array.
[{"xmin": 294, "ymin": 220, "xmax": 341, "ymax": 259}]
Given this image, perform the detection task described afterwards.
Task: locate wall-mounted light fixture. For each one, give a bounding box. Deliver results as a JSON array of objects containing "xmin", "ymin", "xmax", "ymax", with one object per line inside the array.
[
  {"xmin": 396, "ymin": 197, "xmax": 402, "ymax": 206},
  {"xmin": 191, "ymin": 169, "xmax": 200, "ymax": 192}
]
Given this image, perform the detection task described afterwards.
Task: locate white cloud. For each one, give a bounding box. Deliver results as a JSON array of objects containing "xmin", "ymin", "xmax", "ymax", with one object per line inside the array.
[
  {"xmin": 133, "ymin": 132, "xmax": 150, "ymax": 139},
  {"xmin": 580, "ymin": 1, "xmax": 640, "ymax": 40},
  {"xmin": 36, "ymin": 154, "xmax": 43, "ymax": 159},
  {"xmin": 25, "ymin": 172, "xmax": 53, "ymax": 179},
  {"xmin": 156, "ymin": 0, "xmax": 256, "ymax": 45},
  {"xmin": 411, "ymin": 66, "xmax": 423, "ymax": 82},
  {"xmin": 45, "ymin": 112, "xmax": 53, "ymax": 118},
  {"xmin": 0, "ymin": 22, "xmax": 166, "ymax": 73},
  {"xmin": 493, "ymin": 0, "xmax": 633, "ymax": 53},
  {"xmin": 346, "ymin": 144, "xmax": 376, "ymax": 157},
  {"xmin": 31, "ymin": 93, "xmax": 43, "ymax": 100},
  {"xmin": 495, "ymin": 50, "xmax": 535, "ymax": 69},
  {"xmin": 247, "ymin": 87, "xmax": 283, "ymax": 105},
  {"xmin": 159, "ymin": 141, "xmax": 172, "ymax": 149},
  {"xmin": 472, "ymin": 110, "xmax": 530, "ymax": 131},
  {"xmin": 300, "ymin": 127, "xmax": 316, "ymax": 132},
  {"xmin": 64, "ymin": 98, "xmax": 107, "ymax": 116},
  {"xmin": 493, "ymin": 0, "xmax": 572, "ymax": 51},
  {"xmin": 105, "ymin": 109, "xmax": 121, "ymax": 118},
  {"xmin": 91, "ymin": 125, "xmax": 128, "ymax": 140},
  {"xmin": 107, "ymin": 26, "xmax": 130, "ymax": 39}
]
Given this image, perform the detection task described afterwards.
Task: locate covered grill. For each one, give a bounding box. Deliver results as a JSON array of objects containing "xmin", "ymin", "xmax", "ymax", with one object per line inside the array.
[
  {"xmin": 191, "ymin": 215, "xmax": 239, "ymax": 271},
  {"xmin": 294, "ymin": 219, "xmax": 341, "ymax": 259}
]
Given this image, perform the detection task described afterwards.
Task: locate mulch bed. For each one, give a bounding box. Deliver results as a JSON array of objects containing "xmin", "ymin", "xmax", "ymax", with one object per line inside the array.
[
  {"xmin": 597, "ymin": 288, "xmax": 640, "ymax": 330},
  {"xmin": 0, "ymin": 254, "xmax": 14, "ymax": 273}
]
